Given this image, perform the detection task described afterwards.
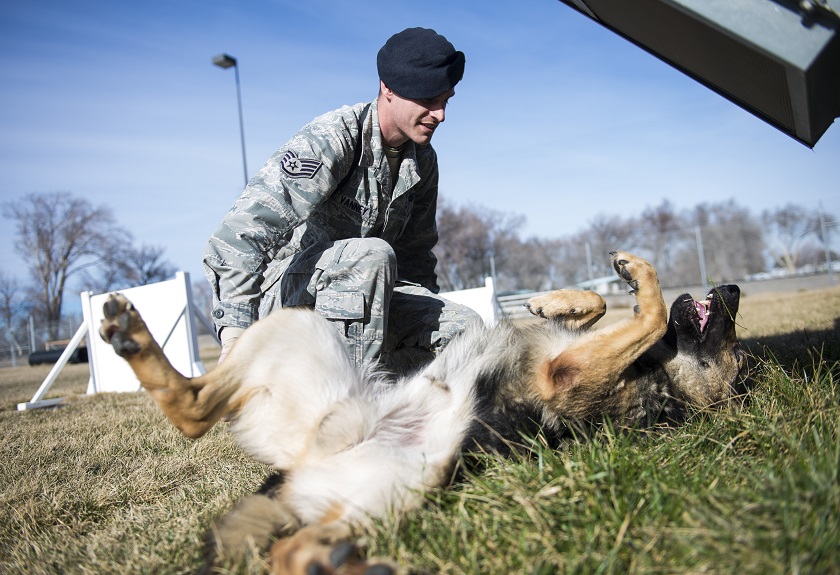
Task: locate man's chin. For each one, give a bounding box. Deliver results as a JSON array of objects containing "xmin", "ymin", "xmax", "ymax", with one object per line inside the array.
[{"xmin": 412, "ymin": 133, "xmax": 435, "ymax": 145}]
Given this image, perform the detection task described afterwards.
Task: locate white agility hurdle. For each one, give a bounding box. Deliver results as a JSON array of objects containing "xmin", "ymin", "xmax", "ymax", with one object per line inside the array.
[
  {"xmin": 18, "ymin": 273, "xmax": 499, "ymax": 410},
  {"xmin": 17, "ymin": 272, "xmax": 216, "ymax": 411},
  {"xmin": 441, "ymin": 276, "xmax": 502, "ymax": 326}
]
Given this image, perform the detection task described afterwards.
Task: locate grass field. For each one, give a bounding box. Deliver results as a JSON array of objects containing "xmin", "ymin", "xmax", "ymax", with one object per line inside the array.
[{"xmin": 1, "ymin": 285, "xmax": 839, "ymax": 574}]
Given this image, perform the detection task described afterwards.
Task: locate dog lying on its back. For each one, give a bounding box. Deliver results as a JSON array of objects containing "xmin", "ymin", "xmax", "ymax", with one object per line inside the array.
[{"xmin": 99, "ymin": 251, "xmax": 748, "ymax": 574}]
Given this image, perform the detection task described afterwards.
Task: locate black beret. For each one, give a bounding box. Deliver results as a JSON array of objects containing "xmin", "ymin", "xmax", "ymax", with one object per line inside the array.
[{"xmin": 377, "ymin": 27, "xmax": 465, "ymax": 100}]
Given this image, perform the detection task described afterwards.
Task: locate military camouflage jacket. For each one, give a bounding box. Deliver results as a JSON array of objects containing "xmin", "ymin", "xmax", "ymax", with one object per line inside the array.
[{"xmin": 203, "ymin": 99, "xmax": 441, "ymax": 333}]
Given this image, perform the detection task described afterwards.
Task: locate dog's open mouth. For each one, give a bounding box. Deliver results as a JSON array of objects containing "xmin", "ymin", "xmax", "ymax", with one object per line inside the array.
[
  {"xmin": 678, "ymin": 286, "xmax": 740, "ymax": 339},
  {"xmin": 690, "ymin": 296, "xmax": 712, "ymax": 333}
]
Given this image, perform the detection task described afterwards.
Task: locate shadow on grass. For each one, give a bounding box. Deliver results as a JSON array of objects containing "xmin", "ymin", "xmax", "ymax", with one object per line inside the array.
[{"xmin": 741, "ymin": 317, "xmax": 840, "ymax": 371}]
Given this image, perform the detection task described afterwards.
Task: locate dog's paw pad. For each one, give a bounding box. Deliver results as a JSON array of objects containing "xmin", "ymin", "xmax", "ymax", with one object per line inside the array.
[
  {"xmin": 610, "ymin": 252, "xmax": 653, "ymax": 291},
  {"xmin": 99, "ymin": 294, "xmax": 144, "ymax": 357},
  {"xmin": 110, "ymin": 332, "xmax": 142, "ymax": 356},
  {"xmin": 329, "ymin": 541, "xmax": 360, "ymax": 568}
]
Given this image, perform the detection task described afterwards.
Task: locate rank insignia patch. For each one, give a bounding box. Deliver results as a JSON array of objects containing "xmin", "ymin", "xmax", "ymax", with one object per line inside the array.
[{"xmin": 280, "ymin": 150, "xmax": 322, "ymax": 179}]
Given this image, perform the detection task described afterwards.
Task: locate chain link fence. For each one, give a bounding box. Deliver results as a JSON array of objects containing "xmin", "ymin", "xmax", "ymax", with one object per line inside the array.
[{"xmin": 1, "ymin": 316, "xmax": 84, "ymax": 368}]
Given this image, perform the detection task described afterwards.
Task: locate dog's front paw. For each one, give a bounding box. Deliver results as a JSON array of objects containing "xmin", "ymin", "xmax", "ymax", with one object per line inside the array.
[
  {"xmin": 99, "ymin": 294, "xmax": 144, "ymax": 357},
  {"xmin": 526, "ymin": 290, "xmax": 602, "ymax": 320},
  {"xmin": 526, "ymin": 289, "xmax": 607, "ymax": 330}
]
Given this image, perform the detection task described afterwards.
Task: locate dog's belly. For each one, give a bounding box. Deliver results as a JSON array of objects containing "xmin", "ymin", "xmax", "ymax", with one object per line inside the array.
[{"xmin": 282, "ymin": 369, "xmax": 479, "ymax": 526}]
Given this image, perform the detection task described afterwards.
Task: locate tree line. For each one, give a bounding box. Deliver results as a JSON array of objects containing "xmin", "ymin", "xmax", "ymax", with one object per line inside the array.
[
  {"xmin": 2, "ymin": 191, "xmax": 836, "ymax": 335},
  {"xmin": 2, "ymin": 191, "xmax": 176, "ymax": 337},
  {"xmin": 433, "ymin": 197, "xmax": 837, "ymax": 293}
]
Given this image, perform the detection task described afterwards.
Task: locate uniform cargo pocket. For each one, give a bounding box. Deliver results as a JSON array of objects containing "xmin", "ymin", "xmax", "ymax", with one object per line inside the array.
[{"xmin": 314, "ymin": 289, "xmax": 366, "ymax": 321}]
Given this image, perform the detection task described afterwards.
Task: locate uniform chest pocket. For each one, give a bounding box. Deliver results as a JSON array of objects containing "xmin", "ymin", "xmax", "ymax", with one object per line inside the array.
[{"xmin": 329, "ymin": 190, "xmax": 379, "ymax": 228}]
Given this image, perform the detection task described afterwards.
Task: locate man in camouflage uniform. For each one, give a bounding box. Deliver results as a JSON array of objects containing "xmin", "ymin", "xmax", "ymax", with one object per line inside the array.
[{"xmin": 204, "ymin": 27, "xmax": 480, "ymax": 370}]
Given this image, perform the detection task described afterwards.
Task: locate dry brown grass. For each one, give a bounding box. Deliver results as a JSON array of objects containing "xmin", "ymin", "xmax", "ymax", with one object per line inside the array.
[
  {"xmin": 737, "ymin": 284, "xmax": 840, "ymax": 337},
  {"xmin": 1, "ymin": 285, "xmax": 838, "ymax": 575}
]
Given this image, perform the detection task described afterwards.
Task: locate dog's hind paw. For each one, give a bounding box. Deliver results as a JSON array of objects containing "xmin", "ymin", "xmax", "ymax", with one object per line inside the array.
[
  {"xmin": 610, "ymin": 251, "xmax": 658, "ymax": 294},
  {"xmin": 270, "ymin": 533, "xmax": 398, "ymax": 575},
  {"xmin": 99, "ymin": 293, "xmax": 147, "ymax": 357}
]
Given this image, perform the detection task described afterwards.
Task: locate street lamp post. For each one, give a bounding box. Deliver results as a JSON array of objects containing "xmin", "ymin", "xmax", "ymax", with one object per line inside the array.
[{"xmin": 212, "ymin": 53, "xmax": 249, "ymax": 188}]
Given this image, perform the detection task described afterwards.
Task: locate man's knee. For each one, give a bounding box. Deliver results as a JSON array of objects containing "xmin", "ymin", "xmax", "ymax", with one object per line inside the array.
[{"xmin": 340, "ymin": 237, "xmax": 396, "ymax": 272}]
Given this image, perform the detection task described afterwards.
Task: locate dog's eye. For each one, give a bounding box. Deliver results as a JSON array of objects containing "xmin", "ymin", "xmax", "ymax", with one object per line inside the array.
[{"xmin": 700, "ymin": 360, "xmax": 710, "ymax": 369}]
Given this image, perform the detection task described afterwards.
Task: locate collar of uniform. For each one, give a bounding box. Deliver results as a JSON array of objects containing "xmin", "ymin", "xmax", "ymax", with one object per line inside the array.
[
  {"xmin": 359, "ymin": 99, "xmax": 377, "ymax": 169},
  {"xmin": 365, "ymin": 99, "xmax": 420, "ymax": 196}
]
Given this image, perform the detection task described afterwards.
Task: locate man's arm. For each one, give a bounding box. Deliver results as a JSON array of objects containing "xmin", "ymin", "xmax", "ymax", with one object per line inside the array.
[{"xmin": 203, "ymin": 106, "xmax": 365, "ymax": 335}]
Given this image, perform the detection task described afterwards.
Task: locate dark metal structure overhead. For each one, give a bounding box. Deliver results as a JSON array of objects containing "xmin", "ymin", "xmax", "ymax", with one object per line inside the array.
[{"xmin": 558, "ymin": 0, "xmax": 840, "ymax": 147}]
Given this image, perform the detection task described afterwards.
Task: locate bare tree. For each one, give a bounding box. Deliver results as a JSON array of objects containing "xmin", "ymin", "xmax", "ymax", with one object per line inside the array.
[
  {"xmin": 540, "ymin": 236, "xmax": 591, "ymax": 289},
  {"xmin": 636, "ymin": 200, "xmax": 686, "ymax": 277},
  {"xmin": 129, "ymin": 244, "xmax": 177, "ymax": 286},
  {"xmin": 584, "ymin": 214, "xmax": 637, "ymax": 278},
  {"xmin": 813, "ymin": 207, "xmax": 839, "ymax": 266},
  {"xmin": 0, "ymin": 272, "xmax": 29, "ymax": 330},
  {"xmin": 3, "ymin": 191, "xmax": 130, "ymax": 330},
  {"xmin": 699, "ymin": 201, "xmax": 765, "ymax": 281},
  {"xmin": 96, "ymin": 244, "xmax": 177, "ymax": 291},
  {"xmin": 434, "ymin": 200, "xmax": 525, "ymax": 291},
  {"xmin": 762, "ymin": 204, "xmax": 819, "ymax": 273}
]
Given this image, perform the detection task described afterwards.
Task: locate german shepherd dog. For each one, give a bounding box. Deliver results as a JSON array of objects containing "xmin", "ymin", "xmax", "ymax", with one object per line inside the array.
[{"xmin": 99, "ymin": 251, "xmax": 747, "ymax": 575}]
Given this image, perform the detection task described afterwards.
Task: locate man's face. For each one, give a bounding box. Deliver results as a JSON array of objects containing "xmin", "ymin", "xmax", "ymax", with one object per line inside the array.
[{"xmin": 379, "ymin": 83, "xmax": 455, "ymax": 147}]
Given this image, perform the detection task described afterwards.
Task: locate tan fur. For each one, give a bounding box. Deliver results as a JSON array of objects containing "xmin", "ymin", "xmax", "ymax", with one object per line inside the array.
[{"xmin": 99, "ymin": 251, "xmax": 745, "ymax": 574}]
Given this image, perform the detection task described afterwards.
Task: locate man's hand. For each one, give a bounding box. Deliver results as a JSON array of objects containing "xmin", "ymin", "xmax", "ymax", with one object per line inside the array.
[{"xmin": 218, "ymin": 326, "xmax": 246, "ymax": 364}]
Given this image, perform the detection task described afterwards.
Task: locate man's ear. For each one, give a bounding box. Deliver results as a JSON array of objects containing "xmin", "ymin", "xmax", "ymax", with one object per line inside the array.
[{"xmin": 379, "ymin": 81, "xmax": 394, "ymax": 99}]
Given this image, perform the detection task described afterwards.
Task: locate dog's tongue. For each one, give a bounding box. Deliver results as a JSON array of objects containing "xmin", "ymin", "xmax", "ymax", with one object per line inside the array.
[{"xmin": 695, "ymin": 301, "xmax": 710, "ymax": 332}]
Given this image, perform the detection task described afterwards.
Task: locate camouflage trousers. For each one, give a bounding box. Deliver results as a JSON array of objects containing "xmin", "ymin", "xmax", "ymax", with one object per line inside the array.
[{"xmin": 258, "ymin": 237, "xmax": 481, "ymax": 371}]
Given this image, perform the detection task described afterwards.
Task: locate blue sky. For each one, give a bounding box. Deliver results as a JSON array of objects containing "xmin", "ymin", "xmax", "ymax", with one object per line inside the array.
[{"xmin": 2, "ymin": 0, "xmax": 838, "ymax": 298}]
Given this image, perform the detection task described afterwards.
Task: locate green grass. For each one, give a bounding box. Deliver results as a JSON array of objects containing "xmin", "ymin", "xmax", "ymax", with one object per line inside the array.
[
  {"xmin": 370, "ymin": 354, "xmax": 840, "ymax": 574},
  {"xmin": 1, "ymin": 286, "xmax": 839, "ymax": 574}
]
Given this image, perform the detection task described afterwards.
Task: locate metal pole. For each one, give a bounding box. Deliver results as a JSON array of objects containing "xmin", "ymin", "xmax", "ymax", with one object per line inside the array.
[
  {"xmin": 29, "ymin": 315, "xmax": 36, "ymax": 353},
  {"xmin": 233, "ymin": 63, "xmax": 249, "ymax": 188},
  {"xmin": 695, "ymin": 225, "xmax": 709, "ymax": 289},
  {"xmin": 213, "ymin": 54, "xmax": 249, "ymax": 189},
  {"xmin": 819, "ymin": 203, "xmax": 834, "ymax": 285}
]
